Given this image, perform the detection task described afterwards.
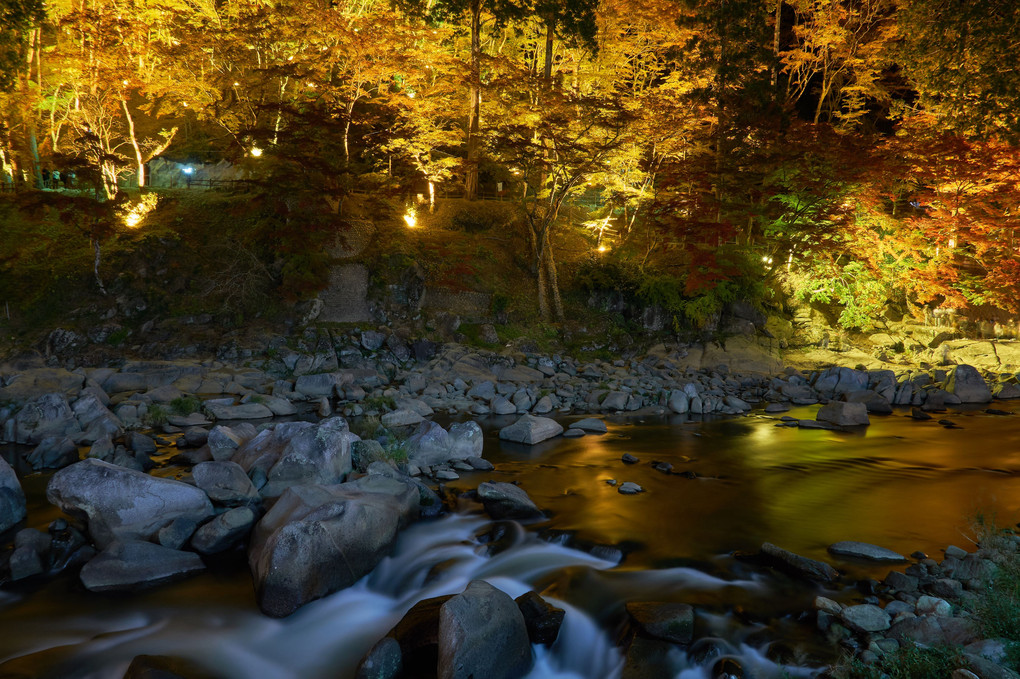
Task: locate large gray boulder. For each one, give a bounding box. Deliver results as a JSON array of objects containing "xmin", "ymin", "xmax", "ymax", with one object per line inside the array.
[
  {"xmin": 476, "ymin": 482, "xmax": 543, "ymax": 521},
  {"xmin": 12, "ymin": 393, "xmax": 81, "ymax": 444},
  {"xmin": 71, "ymin": 392, "xmax": 124, "ymax": 444},
  {"xmin": 761, "ymin": 542, "xmax": 839, "ymax": 583},
  {"xmin": 0, "ymin": 456, "xmax": 27, "ymax": 533},
  {"xmin": 816, "ymin": 401, "xmax": 870, "ymax": 427},
  {"xmin": 26, "ymin": 436, "xmax": 79, "ymax": 470},
  {"xmin": 231, "ymin": 418, "xmax": 355, "ymax": 497},
  {"xmin": 439, "ymin": 581, "xmax": 532, "ymax": 679},
  {"xmin": 945, "ymin": 364, "xmax": 992, "ymax": 403},
  {"xmin": 192, "ymin": 461, "xmax": 260, "ymax": 506},
  {"xmin": 205, "ymin": 402, "xmax": 274, "ymax": 421},
  {"xmin": 406, "ymin": 421, "xmax": 484, "ymax": 467},
  {"xmin": 828, "ymin": 541, "xmax": 906, "ymax": 562},
  {"xmin": 46, "ymin": 459, "xmax": 214, "ymax": 548},
  {"xmin": 191, "ymin": 507, "xmax": 256, "ymax": 554},
  {"xmin": 498, "ymin": 415, "xmax": 563, "ymax": 445},
  {"xmin": 79, "ymin": 540, "xmax": 205, "ymax": 592},
  {"xmin": 248, "ymin": 475, "xmax": 420, "ymax": 617}
]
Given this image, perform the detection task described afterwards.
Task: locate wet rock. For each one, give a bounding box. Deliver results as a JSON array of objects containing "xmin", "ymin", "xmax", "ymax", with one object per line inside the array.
[
  {"xmin": 712, "ymin": 657, "xmax": 746, "ymax": 679},
  {"xmin": 840, "ymin": 604, "xmax": 890, "ymax": 633},
  {"xmin": 233, "ymin": 418, "xmax": 355, "ymax": 498},
  {"xmin": 828, "ymin": 541, "xmax": 907, "ymax": 562},
  {"xmin": 884, "ymin": 570, "xmax": 918, "ymax": 592},
  {"xmin": 816, "ymin": 401, "xmax": 870, "ymax": 427},
  {"xmin": 123, "ymin": 655, "xmax": 219, "ymax": 679},
  {"xmin": 476, "ymin": 482, "xmax": 543, "ymax": 521},
  {"xmin": 621, "ymin": 453, "xmax": 639, "ymax": 464},
  {"xmin": 382, "ymin": 409, "xmax": 425, "ymax": 427},
  {"xmin": 205, "ymin": 402, "xmax": 274, "ymax": 421},
  {"xmin": 8, "ymin": 545, "xmax": 44, "ymax": 580},
  {"xmin": 945, "ymin": 364, "xmax": 992, "ymax": 403},
  {"xmin": 12, "ymin": 393, "xmax": 81, "ymax": 444},
  {"xmin": 945, "ymin": 545, "xmax": 968, "ymax": 559},
  {"xmin": 626, "ymin": 601, "xmax": 695, "ymax": 645},
  {"xmin": 79, "ymin": 540, "xmax": 205, "ymax": 592},
  {"xmin": 760, "ymin": 542, "xmax": 839, "ymax": 583},
  {"xmin": 515, "ymin": 591, "xmax": 565, "ymax": 646},
  {"xmin": 126, "ymin": 432, "xmax": 157, "ymax": 455},
  {"xmin": 27, "ymin": 436, "xmax": 79, "ymax": 470},
  {"xmin": 356, "ymin": 637, "xmax": 402, "ymax": 679},
  {"xmin": 911, "ymin": 407, "xmax": 933, "ymax": 420},
  {"xmin": 498, "ymin": 414, "xmax": 563, "ymax": 445},
  {"xmin": 248, "ymin": 475, "xmax": 419, "ymax": 617},
  {"xmin": 618, "ymin": 482, "xmax": 644, "ymax": 494},
  {"xmin": 572, "ymin": 417, "xmax": 608, "ymax": 433},
  {"xmin": 47, "ymin": 459, "xmax": 214, "ymax": 548},
  {"xmin": 563, "ymin": 428, "xmax": 585, "ymax": 437},
  {"xmin": 438, "ymin": 580, "xmax": 532, "ymax": 679},
  {"xmin": 191, "ymin": 507, "xmax": 256, "ymax": 554},
  {"xmin": 465, "ymin": 456, "xmax": 494, "ymax": 471}
]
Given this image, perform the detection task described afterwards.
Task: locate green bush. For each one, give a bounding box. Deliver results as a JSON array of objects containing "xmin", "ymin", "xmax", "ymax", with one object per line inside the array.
[
  {"xmin": 143, "ymin": 404, "xmax": 168, "ymax": 427},
  {"xmin": 170, "ymin": 395, "xmax": 202, "ymax": 416},
  {"xmin": 363, "ymin": 395, "xmax": 396, "ymax": 412}
]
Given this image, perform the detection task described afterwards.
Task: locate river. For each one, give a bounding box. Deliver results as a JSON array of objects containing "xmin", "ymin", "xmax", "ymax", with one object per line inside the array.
[{"xmin": 1, "ymin": 403, "xmax": 1018, "ymax": 678}]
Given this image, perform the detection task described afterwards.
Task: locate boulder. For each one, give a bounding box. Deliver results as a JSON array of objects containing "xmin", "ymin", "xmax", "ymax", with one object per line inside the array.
[
  {"xmin": 760, "ymin": 542, "xmax": 839, "ymax": 583},
  {"xmin": 258, "ymin": 395, "xmax": 298, "ymax": 416},
  {"xmin": 945, "ymin": 364, "xmax": 993, "ymax": 403},
  {"xmin": 12, "ymin": 393, "xmax": 81, "ymax": 444},
  {"xmin": 816, "ymin": 401, "xmax": 870, "ymax": 427},
  {"xmin": 294, "ymin": 373, "xmax": 339, "ymax": 398},
  {"xmin": 449, "ymin": 421, "xmax": 484, "ymax": 459},
  {"xmin": 356, "ymin": 637, "xmax": 403, "ymax": 679},
  {"xmin": 205, "ymin": 402, "xmax": 274, "ymax": 421},
  {"xmin": 46, "ymin": 459, "xmax": 214, "ymax": 548},
  {"xmin": 71, "ymin": 392, "xmax": 124, "ymax": 443},
  {"xmin": 498, "ymin": 414, "xmax": 563, "ymax": 445},
  {"xmin": 438, "ymin": 580, "xmax": 532, "ymax": 679},
  {"xmin": 515, "ymin": 591, "xmax": 565, "ymax": 646},
  {"xmin": 381, "ymin": 409, "xmax": 425, "ymax": 427},
  {"xmin": 572, "ymin": 418, "xmax": 608, "ymax": 433},
  {"xmin": 248, "ymin": 475, "xmax": 419, "ymax": 617},
  {"xmin": 476, "ymin": 482, "xmax": 543, "ymax": 521},
  {"xmin": 79, "ymin": 540, "xmax": 205, "ymax": 592},
  {"xmin": 0, "ymin": 367, "xmax": 84, "ymax": 404},
  {"xmin": 667, "ymin": 391, "xmax": 689, "ymax": 414},
  {"xmin": 232, "ymin": 418, "xmax": 355, "ymax": 498},
  {"xmin": 27, "ymin": 436, "xmax": 79, "ymax": 470},
  {"xmin": 0, "ymin": 456, "xmax": 27, "ymax": 533},
  {"xmin": 840, "ymin": 604, "xmax": 890, "ymax": 633},
  {"xmin": 192, "ymin": 461, "xmax": 260, "ymax": 506},
  {"xmin": 626, "ymin": 601, "xmax": 695, "ymax": 645},
  {"xmin": 191, "ymin": 507, "xmax": 256, "ymax": 554},
  {"xmin": 828, "ymin": 541, "xmax": 906, "ymax": 562}
]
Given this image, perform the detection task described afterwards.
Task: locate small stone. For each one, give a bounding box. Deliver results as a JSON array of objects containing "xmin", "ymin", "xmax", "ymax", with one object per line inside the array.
[
  {"xmin": 840, "ymin": 604, "xmax": 890, "ymax": 633},
  {"xmin": 563, "ymin": 428, "xmax": 585, "ymax": 438},
  {"xmin": 945, "ymin": 545, "xmax": 968, "ymax": 559},
  {"xmin": 618, "ymin": 482, "xmax": 643, "ymax": 494},
  {"xmin": 621, "ymin": 453, "xmax": 639, "ymax": 464}
]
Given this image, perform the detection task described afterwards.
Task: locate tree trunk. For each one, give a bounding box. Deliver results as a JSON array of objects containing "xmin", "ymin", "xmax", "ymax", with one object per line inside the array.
[
  {"xmin": 464, "ymin": 0, "xmax": 482, "ymax": 200},
  {"xmin": 543, "ymin": 231, "xmax": 564, "ymax": 321},
  {"xmin": 121, "ymin": 98, "xmax": 145, "ymax": 187},
  {"xmin": 771, "ymin": 0, "xmax": 782, "ymax": 89},
  {"xmin": 92, "ymin": 238, "xmax": 106, "ymax": 295},
  {"xmin": 543, "ymin": 19, "xmax": 555, "ymax": 82}
]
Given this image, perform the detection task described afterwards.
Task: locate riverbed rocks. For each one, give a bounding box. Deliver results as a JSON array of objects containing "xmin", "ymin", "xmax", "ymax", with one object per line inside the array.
[
  {"xmin": 476, "ymin": 482, "xmax": 543, "ymax": 521},
  {"xmin": 815, "ymin": 401, "xmax": 870, "ymax": 427},
  {"xmin": 0, "ymin": 456, "xmax": 26, "ymax": 533},
  {"xmin": 498, "ymin": 414, "xmax": 563, "ymax": 445},
  {"xmin": 248, "ymin": 475, "xmax": 420, "ymax": 617},
  {"xmin": 439, "ymin": 580, "xmax": 532, "ymax": 679},
  {"xmin": 828, "ymin": 541, "xmax": 906, "ymax": 562},
  {"xmin": 79, "ymin": 539, "xmax": 205, "ymax": 592},
  {"xmin": 46, "ymin": 459, "xmax": 215, "ymax": 548},
  {"xmin": 760, "ymin": 542, "xmax": 839, "ymax": 583}
]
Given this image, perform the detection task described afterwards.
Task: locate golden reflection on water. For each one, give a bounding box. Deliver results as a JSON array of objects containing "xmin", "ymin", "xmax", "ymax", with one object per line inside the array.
[{"xmin": 484, "ymin": 405, "xmax": 1020, "ymax": 571}]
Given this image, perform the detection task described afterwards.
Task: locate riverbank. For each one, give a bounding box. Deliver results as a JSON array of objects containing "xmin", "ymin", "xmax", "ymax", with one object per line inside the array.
[{"xmin": 2, "ymin": 331, "xmax": 1020, "ymax": 678}]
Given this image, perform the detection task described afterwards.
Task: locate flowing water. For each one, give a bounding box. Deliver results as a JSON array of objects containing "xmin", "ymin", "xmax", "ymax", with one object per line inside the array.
[{"xmin": 2, "ymin": 403, "xmax": 1019, "ymax": 678}]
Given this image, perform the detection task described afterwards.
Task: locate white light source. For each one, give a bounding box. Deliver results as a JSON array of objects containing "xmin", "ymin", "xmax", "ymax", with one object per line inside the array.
[
  {"xmin": 250, "ymin": 147, "xmax": 263, "ymax": 158},
  {"xmin": 183, "ymin": 166, "xmax": 193, "ymax": 175}
]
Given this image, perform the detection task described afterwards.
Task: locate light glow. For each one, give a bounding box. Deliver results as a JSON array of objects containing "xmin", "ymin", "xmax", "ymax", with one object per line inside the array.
[
  {"xmin": 403, "ymin": 207, "xmax": 418, "ymax": 228},
  {"xmin": 250, "ymin": 147, "xmax": 263, "ymax": 158}
]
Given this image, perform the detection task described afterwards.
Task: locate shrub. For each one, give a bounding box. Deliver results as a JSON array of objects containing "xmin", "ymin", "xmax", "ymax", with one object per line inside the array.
[
  {"xmin": 143, "ymin": 404, "xmax": 168, "ymax": 427},
  {"xmin": 831, "ymin": 643, "xmax": 963, "ymax": 679},
  {"xmin": 170, "ymin": 395, "xmax": 202, "ymax": 416}
]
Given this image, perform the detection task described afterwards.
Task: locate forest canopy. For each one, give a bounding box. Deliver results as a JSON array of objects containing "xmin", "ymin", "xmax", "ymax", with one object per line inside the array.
[{"xmin": 1, "ymin": 0, "xmax": 1018, "ymax": 327}]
